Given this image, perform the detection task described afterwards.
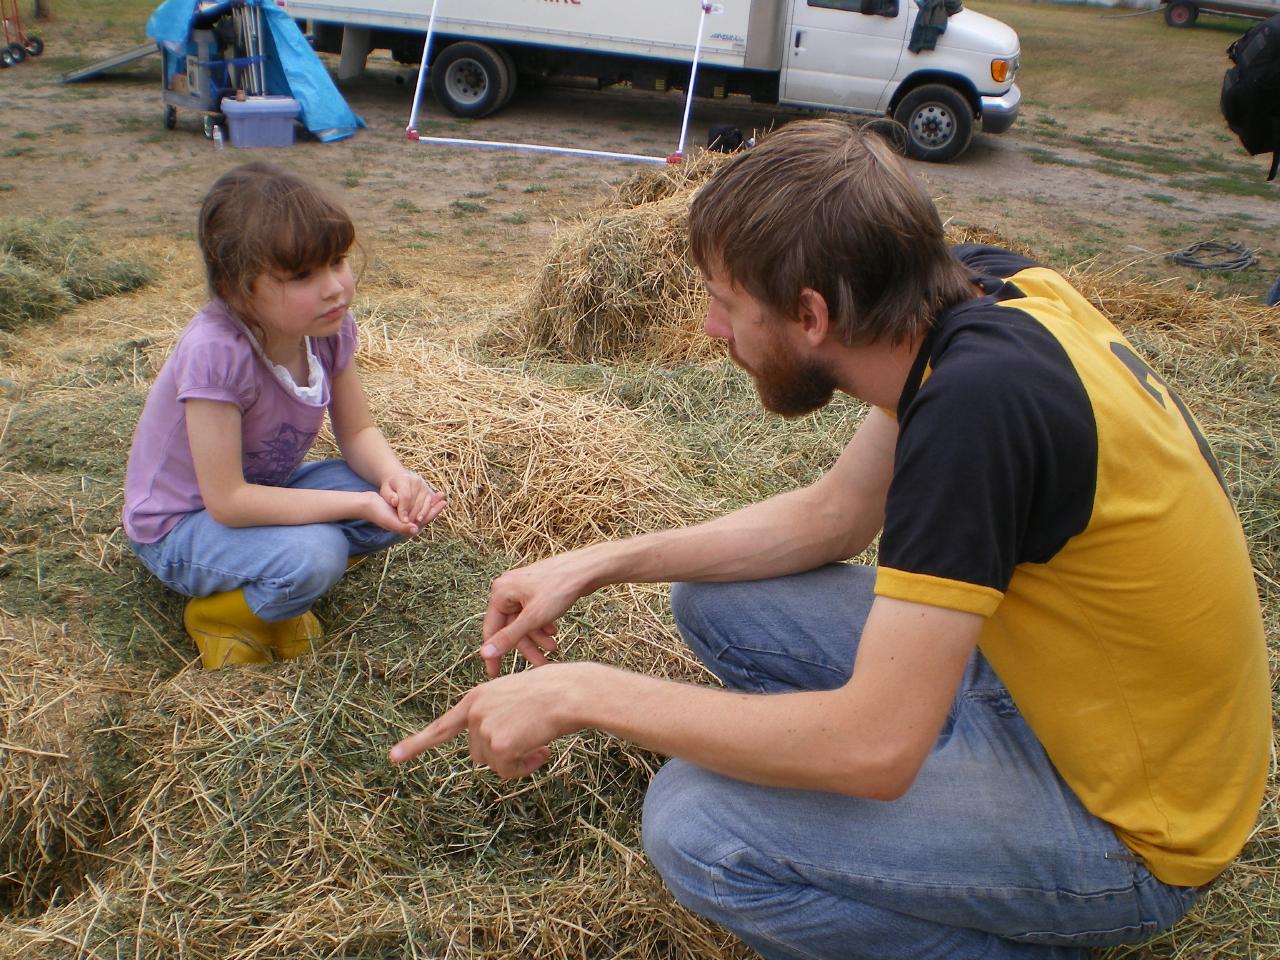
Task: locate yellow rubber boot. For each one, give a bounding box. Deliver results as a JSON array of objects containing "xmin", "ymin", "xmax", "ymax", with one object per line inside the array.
[
  {"xmin": 270, "ymin": 611, "xmax": 324, "ymax": 660},
  {"xmin": 183, "ymin": 589, "xmax": 274, "ymax": 669}
]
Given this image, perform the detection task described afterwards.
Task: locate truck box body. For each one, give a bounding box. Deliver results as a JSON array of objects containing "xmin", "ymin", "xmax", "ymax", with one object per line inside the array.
[
  {"xmin": 278, "ymin": 0, "xmax": 1021, "ymax": 161},
  {"xmin": 282, "ymin": 0, "xmax": 777, "ymax": 67}
]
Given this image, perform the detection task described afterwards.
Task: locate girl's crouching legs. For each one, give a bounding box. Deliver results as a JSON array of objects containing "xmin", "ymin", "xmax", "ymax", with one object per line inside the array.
[{"xmin": 134, "ymin": 504, "xmax": 382, "ymax": 668}]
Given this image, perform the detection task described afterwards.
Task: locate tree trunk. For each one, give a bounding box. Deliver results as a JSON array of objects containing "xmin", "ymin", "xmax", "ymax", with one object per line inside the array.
[{"xmin": 34, "ymin": 0, "xmax": 51, "ymax": 20}]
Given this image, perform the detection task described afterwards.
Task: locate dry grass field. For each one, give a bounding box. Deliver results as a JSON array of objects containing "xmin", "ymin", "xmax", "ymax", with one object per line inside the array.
[{"xmin": 0, "ymin": 1, "xmax": 1276, "ymax": 957}]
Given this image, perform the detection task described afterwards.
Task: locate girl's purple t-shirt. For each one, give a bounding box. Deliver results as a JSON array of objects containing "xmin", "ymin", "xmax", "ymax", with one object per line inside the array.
[{"xmin": 123, "ymin": 300, "xmax": 358, "ymax": 544}]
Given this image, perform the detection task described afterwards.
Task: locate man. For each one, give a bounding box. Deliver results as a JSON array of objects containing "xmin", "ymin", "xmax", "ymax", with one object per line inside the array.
[{"xmin": 391, "ymin": 120, "xmax": 1270, "ymax": 959}]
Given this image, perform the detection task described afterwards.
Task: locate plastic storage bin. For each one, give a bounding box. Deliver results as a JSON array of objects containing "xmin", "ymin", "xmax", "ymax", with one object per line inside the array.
[{"xmin": 220, "ymin": 96, "xmax": 300, "ymax": 148}]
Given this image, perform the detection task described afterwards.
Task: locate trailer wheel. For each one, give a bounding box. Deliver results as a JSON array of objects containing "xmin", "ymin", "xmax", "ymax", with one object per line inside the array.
[
  {"xmin": 430, "ymin": 42, "xmax": 511, "ymax": 118},
  {"xmin": 24, "ymin": 37, "xmax": 44, "ymax": 57},
  {"xmin": 164, "ymin": 105, "xmax": 177, "ymax": 130},
  {"xmin": 494, "ymin": 45, "xmax": 518, "ymax": 109},
  {"xmin": 1164, "ymin": 1, "xmax": 1198, "ymax": 26},
  {"xmin": 0, "ymin": 48, "xmax": 10, "ymax": 68},
  {"xmin": 893, "ymin": 84, "xmax": 974, "ymax": 163},
  {"xmin": 6, "ymin": 43, "xmax": 26, "ymax": 65}
]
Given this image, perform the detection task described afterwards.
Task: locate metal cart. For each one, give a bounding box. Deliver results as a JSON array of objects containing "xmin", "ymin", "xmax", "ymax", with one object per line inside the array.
[
  {"xmin": 0, "ymin": 0, "xmax": 44, "ymax": 68},
  {"xmin": 160, "ymin": 0, "xmax": 267, "ymax": 136}
]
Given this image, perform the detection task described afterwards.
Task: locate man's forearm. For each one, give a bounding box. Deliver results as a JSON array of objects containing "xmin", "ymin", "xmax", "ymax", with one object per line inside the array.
[
  {"xmin": 581, "ymin": 408, "xmax": 896, "ymax": 590},
  {"xmin": 583, "ymin": 484, "xmax": 879, "ymax": 591},
  {"xmin": 564, "ymin": 662, "xmax": 907, "ymax": 798}
]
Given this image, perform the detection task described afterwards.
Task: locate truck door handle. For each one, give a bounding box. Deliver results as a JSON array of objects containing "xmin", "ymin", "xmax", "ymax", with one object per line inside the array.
[{"xmin": 794, "ymin": 29, "xmax": 803, "ymax": 48}]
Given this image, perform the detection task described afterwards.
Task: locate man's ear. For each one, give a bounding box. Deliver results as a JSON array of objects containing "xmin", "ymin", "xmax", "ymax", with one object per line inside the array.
[{"xmin": 795, "ymin": 288, "xmax": 831, "ymax": 346}]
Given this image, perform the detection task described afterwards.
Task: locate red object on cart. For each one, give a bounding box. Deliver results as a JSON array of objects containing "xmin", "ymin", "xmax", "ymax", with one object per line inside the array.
[{"xmin": 0, "ymin": 0, "xmax": 44, "ymax": 68}]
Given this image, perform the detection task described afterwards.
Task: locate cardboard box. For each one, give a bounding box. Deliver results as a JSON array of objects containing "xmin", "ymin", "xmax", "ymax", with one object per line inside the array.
[{"xmin": 220, "ymin": 96, "xmax": 301, "ymax": 149}]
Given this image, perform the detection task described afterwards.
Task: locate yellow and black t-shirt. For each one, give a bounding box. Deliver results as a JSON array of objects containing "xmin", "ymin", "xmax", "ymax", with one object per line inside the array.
[{"xmin": 874, "ymin": 245, "xmax": 1270, "ymax": 887}]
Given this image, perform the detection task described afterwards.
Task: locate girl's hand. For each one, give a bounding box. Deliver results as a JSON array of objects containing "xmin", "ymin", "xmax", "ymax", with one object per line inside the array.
[
  {"xmin": 362, "ymin": 491, "xmax": 424, "ymax": 536},
  {"xmin": 379, "ymin": 471, "xmax": 447, "ymax": 529}
]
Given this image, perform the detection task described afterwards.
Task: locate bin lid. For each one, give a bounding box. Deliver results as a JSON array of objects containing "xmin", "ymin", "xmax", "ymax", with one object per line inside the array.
[{"xmin": 220, "ymin": 95, "xmax": 300, "ymax": 117}]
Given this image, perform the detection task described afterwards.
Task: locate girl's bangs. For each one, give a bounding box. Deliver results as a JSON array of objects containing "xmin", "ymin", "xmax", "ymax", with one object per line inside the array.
[{"xmin": 264, "ymin": 198, "xmax": 355, "ymax": 276}]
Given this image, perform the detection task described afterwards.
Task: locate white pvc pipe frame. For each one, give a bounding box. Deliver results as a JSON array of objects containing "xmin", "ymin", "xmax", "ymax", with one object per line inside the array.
[{"xmin": 406, "ymin": 0, "xmax": 718, "ymax": 165}]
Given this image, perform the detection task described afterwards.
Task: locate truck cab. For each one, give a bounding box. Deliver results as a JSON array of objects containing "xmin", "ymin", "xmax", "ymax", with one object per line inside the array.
[{"xmin": 780, "ymin": 0, "xmax": 1020, "ymax": 161}]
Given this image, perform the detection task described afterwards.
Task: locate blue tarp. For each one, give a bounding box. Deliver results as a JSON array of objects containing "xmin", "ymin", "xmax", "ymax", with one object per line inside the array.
[{"xmin": 146, "ymin": 0, "xmax": 363, "ymax": 142}]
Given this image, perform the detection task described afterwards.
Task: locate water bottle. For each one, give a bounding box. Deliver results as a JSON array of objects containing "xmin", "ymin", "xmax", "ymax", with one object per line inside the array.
[{"xmin": 212, "ymin": 124, "xmax": 225, "ymax": 150}]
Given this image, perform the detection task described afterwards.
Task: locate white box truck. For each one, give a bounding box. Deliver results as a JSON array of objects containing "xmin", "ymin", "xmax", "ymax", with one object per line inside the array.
[{"xmin": 278, "ymin": 0, "xmax": 1021, "ymax": 162}]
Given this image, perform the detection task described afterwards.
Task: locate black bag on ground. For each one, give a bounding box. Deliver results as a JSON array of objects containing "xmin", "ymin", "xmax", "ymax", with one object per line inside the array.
[{"xmin": 1221, "ymin": 14, "xmax": 1280, "ymax": 180}]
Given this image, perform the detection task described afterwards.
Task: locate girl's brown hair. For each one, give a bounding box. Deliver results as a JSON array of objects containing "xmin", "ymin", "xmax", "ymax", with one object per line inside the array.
[
  {"xmin": 689, "ymin": 120, "xmax": 975, "ymax": 346},
  {"xmin": 197, "ymin": 161, "xmax": 356, "ymax": 310}
]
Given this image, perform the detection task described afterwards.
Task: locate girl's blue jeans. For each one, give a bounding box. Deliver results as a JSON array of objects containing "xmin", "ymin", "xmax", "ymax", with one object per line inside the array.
[
  {"xmin": 642, "ymin": 563, "xmax": 1206, "ymax": 960},
  {"xmin": 129, "ymin": 460, "xmax": 402, "ymax": 621}
]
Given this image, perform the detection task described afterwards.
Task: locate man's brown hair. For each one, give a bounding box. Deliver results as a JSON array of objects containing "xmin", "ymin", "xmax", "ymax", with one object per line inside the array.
[
  {"xmin": 688, "ymin": 120, "xmax": 974, "ymax": 345},
  {"xmin": 197, "ymin": 161, "xmax": 356, "ymax": 309}
]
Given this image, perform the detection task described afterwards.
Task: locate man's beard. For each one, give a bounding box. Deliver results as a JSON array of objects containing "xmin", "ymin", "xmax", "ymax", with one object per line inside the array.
[{"xmin": 735, "ymin": 341, "xmax": 837, "ymax": 418}]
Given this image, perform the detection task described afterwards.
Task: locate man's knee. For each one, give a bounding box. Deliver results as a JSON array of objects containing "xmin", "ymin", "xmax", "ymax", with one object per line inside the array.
[
  {"xmin": 669, "ymin": 580, "xmax": 734, "ymax": 639},
  {"xmin": 643, "ymin": 761, "xmax": 737, "ymax": 910},
  {"xmin": 668, "ymin": 580, "xmax": 698, "ymax": 631}
]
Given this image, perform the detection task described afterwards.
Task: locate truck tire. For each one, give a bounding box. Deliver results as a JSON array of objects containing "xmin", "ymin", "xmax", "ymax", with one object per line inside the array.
[
  {"xmin": 893, "ymin": 84, "xmax": 974, "ymax": 163},
  {"xmin": 1164, "ymin": 1, "xmax": 1198, "ymax": 26},
  {"xmin": 430, "ymin": 41, "xmax": 511, "ymax": 118},
  {"xmin": 495, "ymin": 45, "xmax": 518, "ymax": 109}
]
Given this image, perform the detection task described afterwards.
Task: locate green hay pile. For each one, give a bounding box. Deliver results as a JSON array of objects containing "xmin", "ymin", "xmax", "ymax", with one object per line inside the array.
[
  {"xmin": 0, "ymin": 219, "xmax": 154, "ymax": 330},
  {"xmin": 0, "ymin": 578, "xmax": 737, "ymax": 960},
  {"xmin": 0, "ymin": 617, "xmax": 144, "ymax": 915}
]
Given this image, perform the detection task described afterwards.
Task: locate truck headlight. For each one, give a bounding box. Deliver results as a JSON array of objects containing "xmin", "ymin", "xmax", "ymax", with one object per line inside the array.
[{"xmin": 990, "ymin": 58, "xmax": 1015, "ymax": 83}]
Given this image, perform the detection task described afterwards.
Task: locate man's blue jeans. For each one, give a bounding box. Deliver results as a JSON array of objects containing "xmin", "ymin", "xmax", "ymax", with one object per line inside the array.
[
  {"xmin": 129, "ymin": 460, "xmax": 402, "ymax": 621},
  {"xmin": 642, "ymin": 564, "xmax": 1205, "ymax": 960}
]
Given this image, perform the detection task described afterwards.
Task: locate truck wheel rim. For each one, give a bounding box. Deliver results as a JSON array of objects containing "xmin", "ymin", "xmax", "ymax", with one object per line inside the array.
[
  {"xmin": 909, "ymin": 104, "xmax": 954, "ymax": 149},
  {"xmin": 445, "ymin": 59, "xmax": 488, "ymax": 106}
]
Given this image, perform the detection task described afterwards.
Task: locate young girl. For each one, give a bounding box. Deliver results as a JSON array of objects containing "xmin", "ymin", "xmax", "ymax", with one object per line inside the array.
[{"xmin": 123, "ymin": 161, "xmax": 446, "ymax": 669}]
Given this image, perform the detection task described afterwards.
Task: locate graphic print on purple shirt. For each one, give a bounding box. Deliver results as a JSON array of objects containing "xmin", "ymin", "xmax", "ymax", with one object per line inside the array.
[{"xmin": 244, "ymin": 422, "xmax": 321, "ymax": 486}]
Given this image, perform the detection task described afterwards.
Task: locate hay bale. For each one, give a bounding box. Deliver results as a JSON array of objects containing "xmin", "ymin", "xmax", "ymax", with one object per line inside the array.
[
  {"xmin": 0, "ymin": 218, "xmax": 154, "ymax": 332},
  {"xmin": 356, "ymin": 335, "xmax": 703, "ymax": 561},
  {"xmin": 606, "ymin": 149, "xmax": 731, "ymax": 210},
  {"xmin": 0, "ymin": 255, "xmax": 69, "ymax": 330},
  {"xmin": 0, "ymin": 218, "xmax": 91, "ymax": 274},
  {"xmin": 61, "ymin": 257, "xmax": 155, "ymax": 303},
  {"xmin": 493, "ymin": 151, "xmax": 736, "ymax": 364},
  {"xmin": 509, "ymin": 193, "xmax": 715, "ymax": 363},
  {"xmin": 0, "ymin": 617, "xmax": 144, "ymax": 915}
]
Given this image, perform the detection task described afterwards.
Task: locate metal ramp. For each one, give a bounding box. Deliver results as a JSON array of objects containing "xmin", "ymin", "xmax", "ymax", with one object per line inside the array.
[{"xmin": 60, "ymin": 42, "xmax": 158, "ymax": 83}]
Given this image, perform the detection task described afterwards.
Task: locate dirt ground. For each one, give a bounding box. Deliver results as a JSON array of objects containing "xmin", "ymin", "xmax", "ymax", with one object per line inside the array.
[{"xmin": 1, "ymin": 29, "xmax": 1277, "ymax": 306}]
